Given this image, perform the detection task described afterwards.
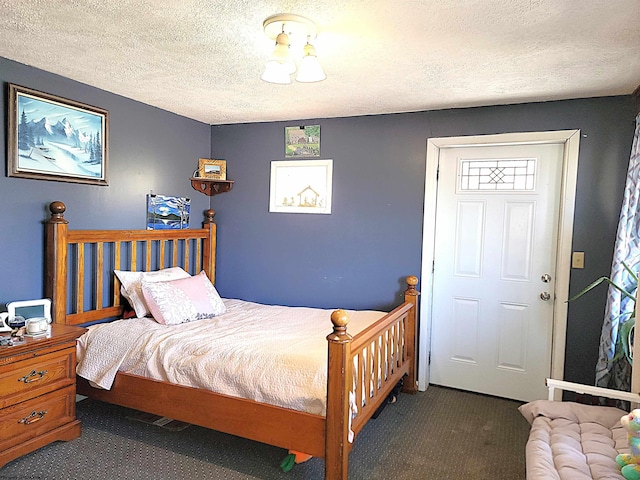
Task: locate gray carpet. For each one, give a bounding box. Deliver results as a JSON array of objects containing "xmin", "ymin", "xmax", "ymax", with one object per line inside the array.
[{"xmin": 0, "ymin": 386, "xmax": 531, "ymax": 479}]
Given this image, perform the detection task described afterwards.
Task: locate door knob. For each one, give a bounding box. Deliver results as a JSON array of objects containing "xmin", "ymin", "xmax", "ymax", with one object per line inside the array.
[
  {"xmin": 540, "ymin": 292, "xmax": 551, "ymax": 301},
  {"xmin": 541, "ymin": 274, "xmax": 552, "ymax": 283}
]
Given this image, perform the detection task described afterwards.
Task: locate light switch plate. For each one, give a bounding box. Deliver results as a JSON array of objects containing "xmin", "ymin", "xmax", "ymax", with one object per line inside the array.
[{"xmin": 572, "ymin": 251, "xmax": 585, "ymax": 269}]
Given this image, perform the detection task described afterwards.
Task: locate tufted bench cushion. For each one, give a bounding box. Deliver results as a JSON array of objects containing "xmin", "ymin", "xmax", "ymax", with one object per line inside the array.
[{"xmin": 519, "ymin": 400, "xmax": 630, "ymax": 479}]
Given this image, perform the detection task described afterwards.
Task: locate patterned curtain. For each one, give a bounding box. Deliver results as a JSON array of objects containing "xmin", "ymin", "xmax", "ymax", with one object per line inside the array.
[{"xmin": 595, "ymin": 113, "xmax": 640, "ymax": 391}]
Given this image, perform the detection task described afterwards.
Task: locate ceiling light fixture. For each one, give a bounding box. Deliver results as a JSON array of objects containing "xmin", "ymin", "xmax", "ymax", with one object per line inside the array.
[
  {"xmin": 296, "ymin": 37, "xmax": 326, "ymax": 83},
  {"xmin": 261, "ymin": 14, "xmax": 326, "ymax": 84},
  {"xmin": 261, "ymin": 27, "xmax": 295, "ymax": 84}
]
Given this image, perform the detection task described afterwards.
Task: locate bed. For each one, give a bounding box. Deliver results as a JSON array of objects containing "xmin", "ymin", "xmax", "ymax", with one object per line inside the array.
[
  {"xmin": 44, "ymin": 200, "xmax": 420, "ymax": 480},
  {"xmin": 520, "ymin": 379, "xmax": 640, "ymax": 479}
]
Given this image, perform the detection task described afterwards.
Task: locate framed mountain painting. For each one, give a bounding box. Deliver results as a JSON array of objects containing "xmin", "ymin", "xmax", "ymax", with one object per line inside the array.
[{"xmin": 7, "ymin": 83, "xmax": 108, "ymax": 185}]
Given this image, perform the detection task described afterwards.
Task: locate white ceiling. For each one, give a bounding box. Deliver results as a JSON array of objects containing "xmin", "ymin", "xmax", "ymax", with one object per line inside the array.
[{"xmin": 1, "ymin": 1, "xmax": 638, "ymax": 125}]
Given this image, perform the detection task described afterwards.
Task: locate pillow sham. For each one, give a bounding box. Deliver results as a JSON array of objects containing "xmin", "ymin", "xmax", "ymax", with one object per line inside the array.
[
  {"xmin": 141, "ymin": 270, "xmax": 226, "ymax": 325},
  {"xmin": 114, "ymin": 267, "xmax": 190, "ymax": 318}
]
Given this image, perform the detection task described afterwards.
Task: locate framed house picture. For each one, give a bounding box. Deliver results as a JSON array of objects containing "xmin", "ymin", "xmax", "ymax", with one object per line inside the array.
[
  {"xmin": 269, "ymin": 159, "xmax": 333, "ymax": 214},
  {"xmin": 198, "ymin": 158, "xmax": 226, "ymax": 180},
  {"xmin": 7, "ymin": 84, "xmax": 109, "ymax": 185},
  {"xmin": 285, "ymin": 125, "xmax": 320, "ymax": 158}
]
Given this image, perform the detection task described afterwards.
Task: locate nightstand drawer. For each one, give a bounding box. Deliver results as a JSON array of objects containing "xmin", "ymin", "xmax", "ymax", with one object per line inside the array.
[
  {"xmin": 0, "ymin": 347, "xmax": 75, "ymax": 409},
  {"xmin": 0, "ymin": 384, "xmax": 76, "ymax": 452}
]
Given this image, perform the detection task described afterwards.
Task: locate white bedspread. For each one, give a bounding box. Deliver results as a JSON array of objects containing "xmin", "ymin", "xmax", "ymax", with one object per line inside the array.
[{"xmin": 76, "ymin": 299, "xmax": 384, "ymax": 416}]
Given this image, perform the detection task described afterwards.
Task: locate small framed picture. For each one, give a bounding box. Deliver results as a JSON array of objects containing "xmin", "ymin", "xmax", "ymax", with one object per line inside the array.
[
  {"xmin": 285, "ymin": 125, "xmax": 320, "ymax": 158},
  {"xmin": 269, "ymin": 159, "xmax": 333, "ymax": 214},
  {"xmin": 198, "ymin": 158, "xmax": 226, "ymax": 180},
  {"xmin": 146, "ymin": 194, "xmax": 190, "ymax": 230}
]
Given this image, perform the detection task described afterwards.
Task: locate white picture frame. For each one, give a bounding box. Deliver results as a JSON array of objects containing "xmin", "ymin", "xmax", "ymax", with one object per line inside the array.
[
  {"xmin": 269, "ymin": 159, "xmax": 333, "ymax": 214},
  {"xmin": 7, "ymin": 298, "xmax": 52, "ymax": 321}
]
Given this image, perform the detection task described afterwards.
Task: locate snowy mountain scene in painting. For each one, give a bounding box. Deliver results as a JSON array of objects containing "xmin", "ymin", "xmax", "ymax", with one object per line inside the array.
[{"xmin": 16, "ymin": 92, "xmax": 105, "ymax": 179}]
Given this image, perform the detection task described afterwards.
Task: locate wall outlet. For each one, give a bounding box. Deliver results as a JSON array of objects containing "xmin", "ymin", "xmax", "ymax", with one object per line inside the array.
[{"xmin": 572, "ymin": 251, "xmax": 585, "ymax": 269}]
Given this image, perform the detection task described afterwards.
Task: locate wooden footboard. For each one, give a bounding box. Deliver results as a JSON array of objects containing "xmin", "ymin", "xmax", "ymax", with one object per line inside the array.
[
  {"xmin": 325, "ymin": 277, "xmax": 419, "ymax": 479},
  {"xmin": 45, "ymin": 201, "xmax": 420, "ymax": 480}
]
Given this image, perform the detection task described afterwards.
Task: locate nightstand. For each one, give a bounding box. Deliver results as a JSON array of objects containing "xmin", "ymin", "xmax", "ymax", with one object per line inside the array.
[{"xmin": 0, "ymin": 323, "xmax": 86, "ymax": 467}]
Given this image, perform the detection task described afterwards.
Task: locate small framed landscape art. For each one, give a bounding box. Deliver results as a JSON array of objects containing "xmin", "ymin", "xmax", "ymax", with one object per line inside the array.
[
  {"xmin": 269, "ymin": 159, "xmax": 333, "ymax": 214},
  {"xmin": 285, "ymin": 125, "xmax": 320, "ymax": 158},
  {"xmin": 7, "ymin": 83, "xmax": 108, "ymax": 185},
  {"xmin": 146, "ymin": 194, "xmax": 190, "ymax": 230},
  {"xmin": 198, "ymin": 158, "xmax": 226, "ymax": 180}
]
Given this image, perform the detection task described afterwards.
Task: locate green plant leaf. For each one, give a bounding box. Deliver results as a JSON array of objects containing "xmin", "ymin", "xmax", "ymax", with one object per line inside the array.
[
  {"xmin": 619, "ymin": 318, "xmax": 635, "ymax": 363},
  {"xmin": 567, "ymin": 276, "xmax": 636, "ymax": 303},
  {"xmin": 568, "ymin": 260, "xmax": 638, "ymax": 366}
]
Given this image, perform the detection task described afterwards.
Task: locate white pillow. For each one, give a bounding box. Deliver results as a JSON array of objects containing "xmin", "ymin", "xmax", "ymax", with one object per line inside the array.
[
  {"xmin": 141, "ymin": 270, "xmax": 226, "ymax": 325},
  {"xmin": 114, "ymin": 267, "xmax": 190, "ymax": 318}
]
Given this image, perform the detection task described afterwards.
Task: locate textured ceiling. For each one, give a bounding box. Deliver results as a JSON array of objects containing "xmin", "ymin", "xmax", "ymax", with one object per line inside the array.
[{"xmin": 1, "ymin": 1, "xmax": 638, "ymax": 125}]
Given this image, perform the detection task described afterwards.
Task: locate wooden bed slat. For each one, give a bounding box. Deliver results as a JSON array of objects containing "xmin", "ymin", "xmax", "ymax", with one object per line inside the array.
[
  {"xmin": 195, "ymin": 239, "xmax": 201, "ymax": 274},
  {"xmin": 159, "ymin": 240, "xmax": 166, "ymax": 270},
  {"xmin": 96, "ymin": 242, "xmax": 104, "ymax": 310},
  {"xmin": 76, "ymin": 243, "xmax": 84, "ymax": 314},
  {"xmin": 113, "ymin": 242, "xmax": 122, "ymax": 307},
  {"xmin": 145, "ymin": 240, "xmax": 151, "ymax": 271},
  {"xmin": 172, "ymin": 239, "xmax": 178, "ymax": 266},
  {"xmin": 373, "ymin": 339, "xmax": 380, "ymax": 398},
  {"xmin": 131, "ymin": 241, "xmax": 137, "ymax": 272},
  {"xmin": 184, "ymin": 239, "xmax": 190, "ymax": 273}
]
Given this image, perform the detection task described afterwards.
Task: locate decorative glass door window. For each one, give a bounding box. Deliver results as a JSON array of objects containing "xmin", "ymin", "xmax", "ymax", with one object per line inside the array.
[{"xmin": 459, "ymin": 158, "xmax": 536, "ymax": 191}]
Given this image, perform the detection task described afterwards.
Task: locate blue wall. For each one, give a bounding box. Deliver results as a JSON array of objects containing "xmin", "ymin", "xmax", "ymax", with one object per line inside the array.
[
  {"xmin": 210, "ymin": 114, "xmax": 427, "ymax": 311},
  {"xmin": 210, "ymin": 98, "xmax": 636, "ymax": 386},
  {"xmin": 1, "ymin": 55, "xmax": 637, "ymax": 386},
  {"xmin": 0, "ymin": 57, "xmax": 212, "ymax": 304}
]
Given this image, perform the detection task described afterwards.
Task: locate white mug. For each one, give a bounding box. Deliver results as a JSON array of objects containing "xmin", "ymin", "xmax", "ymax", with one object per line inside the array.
[{"xmin": 26, "ymin": 317, "xmax": 51, "ymax": 335}]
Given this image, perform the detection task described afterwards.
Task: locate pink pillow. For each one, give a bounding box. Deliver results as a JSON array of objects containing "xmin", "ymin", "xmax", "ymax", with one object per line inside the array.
[
  {"xmin": 115, "ymin": 267, "xmax": 190, "ymax": 318},
  {"xmin": 141, "ymin": 271, "xmax": 226, "ymax": 325}
]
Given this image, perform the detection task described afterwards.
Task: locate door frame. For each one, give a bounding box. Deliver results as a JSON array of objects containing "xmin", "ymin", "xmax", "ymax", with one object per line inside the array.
[{"xmin": 418, "ymin": 130, "xmax": 581, "ymax": 391}]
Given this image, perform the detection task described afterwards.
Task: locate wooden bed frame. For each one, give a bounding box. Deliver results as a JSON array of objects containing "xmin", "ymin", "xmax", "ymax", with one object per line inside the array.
[{"xmin": 44, "ymin": 201, "xmax": 420, "ymax": 480}]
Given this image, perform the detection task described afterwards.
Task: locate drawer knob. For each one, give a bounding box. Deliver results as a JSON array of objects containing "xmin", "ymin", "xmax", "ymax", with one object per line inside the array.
[
  {"xmin": 18, "ymin": 369, "xmax": 48, "ymax": 383},
  {"xmin": 18, "ymin": 410, "xmax": 48, "ymax": 425}
]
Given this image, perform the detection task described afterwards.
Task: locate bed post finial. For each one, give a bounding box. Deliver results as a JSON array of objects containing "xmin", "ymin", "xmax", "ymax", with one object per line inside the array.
[
  {"xmin": 406, "ymin": 275, "xmax": 418, "ymax": 295},
  {"xmin": 203, "ymin": 209, "xmax": 216, "ymax": 225},
  {"xmin": 403, "ymin": 275, "xmax": 420, "ymax": 394},
  {"xmin": 329, "ymin": 309, "xmax": 350, "ymax": 337},
  {"xmin": 48, "ymin": 201, "xmax": 68, "ymax": 224}
]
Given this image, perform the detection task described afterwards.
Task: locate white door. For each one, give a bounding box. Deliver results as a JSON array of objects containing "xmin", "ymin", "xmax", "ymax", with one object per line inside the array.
[{"xmin": 429, "ymin": 142, "xmax": 564, "ymax": 401}]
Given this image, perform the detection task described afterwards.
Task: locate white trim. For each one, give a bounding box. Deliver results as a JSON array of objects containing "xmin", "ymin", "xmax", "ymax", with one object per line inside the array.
[
  {"xmin": 546, "ymin": 378, "xmax": 640, "ymax": 404},
  {"xmin": 418, "ymin": 130, "xmax": 580, "ymax": 392}
]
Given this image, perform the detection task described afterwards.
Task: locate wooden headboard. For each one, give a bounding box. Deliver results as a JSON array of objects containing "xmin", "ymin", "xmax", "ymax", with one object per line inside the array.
[{"xmin": 44, "ymin": 201, "xmax": 216, "ymax": 326}]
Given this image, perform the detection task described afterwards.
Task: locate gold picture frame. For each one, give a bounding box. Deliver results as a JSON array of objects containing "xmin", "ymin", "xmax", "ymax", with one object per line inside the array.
[{"xmin": 198, "ymin": 158, "xmax": 226, "ymax": 180}]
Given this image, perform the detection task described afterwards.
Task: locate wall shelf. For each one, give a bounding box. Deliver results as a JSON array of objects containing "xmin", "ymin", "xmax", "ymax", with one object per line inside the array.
[{"xmin": 190, "ymin": 178, "xmax": 235, "ymax": 196}]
